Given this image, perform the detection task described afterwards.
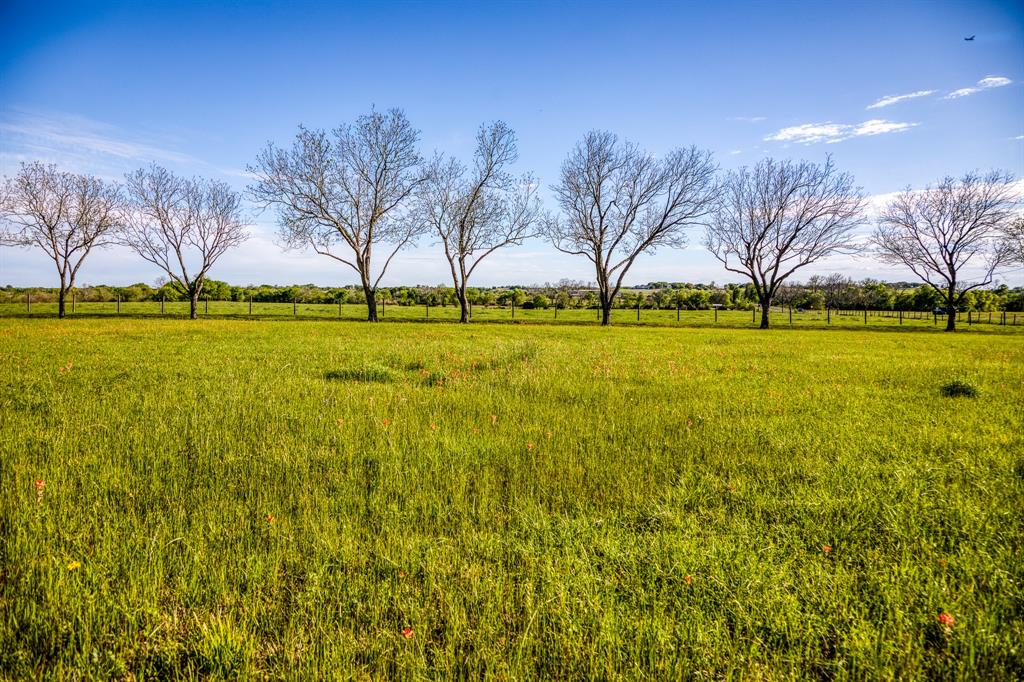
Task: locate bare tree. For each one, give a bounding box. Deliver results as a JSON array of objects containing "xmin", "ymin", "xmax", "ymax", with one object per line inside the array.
[
  {"xmin": 705, "ymin": 156, "xmax": 866, "ymax": 329},
  {"xmin": 545, "ymin": 131, "xmax": 717, "ymax": 325},
  {"xmin": 121, "ymin": 165, "xmax": 247, "ymax": 319},
  {"xmin": 416, "ymin": 122, "xmax": 541, "ymax": 323},
  {"xmin": 808, "ymin": 273, "xmax": 853, "ymax": 311},
  {"xmin": 248, "ymin": 109, "xmax": 425, "ymax": 321},
  {"xmin": 872, "ymin": 171, "xmax": 1018, "ymax": 331},
  {"xmin": 0, "ymin": 162, "xmax": 122, "ymax": 318}
]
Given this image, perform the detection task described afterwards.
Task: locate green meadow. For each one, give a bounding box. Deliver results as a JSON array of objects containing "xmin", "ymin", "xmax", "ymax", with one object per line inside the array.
[{"xmin": 1, "ymin": 317, "xmax": 1022, "ymax": 679}]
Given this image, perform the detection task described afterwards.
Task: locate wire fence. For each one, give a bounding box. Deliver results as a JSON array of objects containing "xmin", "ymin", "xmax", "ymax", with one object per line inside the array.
[{"xmin": 3, "ymin": 294, "xmax": 1023, "ymax": 330}]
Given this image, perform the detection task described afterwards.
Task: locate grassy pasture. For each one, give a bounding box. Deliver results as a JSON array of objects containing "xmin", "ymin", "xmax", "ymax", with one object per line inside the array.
[{"xmin": 1, "ymin": 318, "xmax": 1022, "ymax": 679}]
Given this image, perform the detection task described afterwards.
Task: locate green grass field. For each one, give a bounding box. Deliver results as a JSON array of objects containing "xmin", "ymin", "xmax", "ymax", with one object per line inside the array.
[{"xmin": 1, "ymin": 317, "xmax": 1022, "ymax": 679}]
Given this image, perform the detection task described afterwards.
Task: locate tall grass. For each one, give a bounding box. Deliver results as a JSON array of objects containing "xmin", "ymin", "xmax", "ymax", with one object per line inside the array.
[{"xmin": 1, "ymin": 318, "xmax": 1021, "ymax": 678}]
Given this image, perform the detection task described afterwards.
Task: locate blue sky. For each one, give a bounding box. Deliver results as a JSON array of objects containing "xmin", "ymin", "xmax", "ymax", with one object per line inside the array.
[{"xmin": 2, "ymin": 0, "xmax": 1022, "ymax": 287}]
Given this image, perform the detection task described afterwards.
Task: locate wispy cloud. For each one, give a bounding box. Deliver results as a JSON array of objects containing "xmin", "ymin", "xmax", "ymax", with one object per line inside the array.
[
  {"xmin": 727, "ymin": 116, "xmax": 766, "ymax": 123},
  {"xmin": 765, "ymin": 119, "xmax": 917, "ymax": 145},
  {"xmin": 945, "ymin": 75, "xmax": 1012, "ymax": 99},
  {"xmin": 1014, "ymin": 135, "xmax": 1024, "ymax": 140},
  {"xmin": 867, "ymin": 89, "xmax": 936, "ymax": 109},
  {"xmin": 0, "ymin": 109, "xmax": 198, "ymax": 181}
]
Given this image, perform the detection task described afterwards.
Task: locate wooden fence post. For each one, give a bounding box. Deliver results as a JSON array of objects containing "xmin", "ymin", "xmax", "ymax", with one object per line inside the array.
[
  {"xmin": 26, "ymin": 293, "xmax": 30, "ymax": 313},
  {"xmin": 205, "ymin": 297, "xmax": 209, "ymax": 314},
  {"xmin": 864, "ymin": 308, "xmax": 867, "ymax": 324},
  {"xmin": 899, "ymin": 309, "xmax": 902, "ymax": 325},
  {"xmin": 117, "ymin": 294, "xmax": 121, "ymax": 314},
  {"xmin": 249, "ymin": 295, "xmax": 253, "ymax": 315},
  {"xmin": 676, "ymin": 303, "xmax": 680, "ymax": 322},
  {"xmin": 72, "ymin": 293, "xmax": 76, "ymax": 313},
  {"xmin": 161, "ymin": 295, "xmax": 165, "ymax": 314},
  {"xmin": 827, "ymin": 307, "xmax": 831, "ymax": 324}
]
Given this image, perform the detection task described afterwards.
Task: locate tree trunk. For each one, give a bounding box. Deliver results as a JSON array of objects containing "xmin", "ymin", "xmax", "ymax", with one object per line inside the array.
[
  {"xmin": 58, "ymin": 287, "xmax": 67, "ymax": 319},
  {"xmin": 364, "ymin": 284, "xmax": 378, "ymax": 322},
  {"xmin": 457, "ymin": 286, "xmax": 470, "ymax": 324},
  {"xmin": 945, "ymin": 289, "xmax": 956, "ymax": 332},
  {"xmin": 190, "ymin": 291, "xmax": 199, "ymax": 320},
  {"xmin": 601, "ymin": 303, "xmax": 612, "ymax": 326},
  {"xmin": 760, "ymin": 300, "xmax": 770, "ymax": 329}
]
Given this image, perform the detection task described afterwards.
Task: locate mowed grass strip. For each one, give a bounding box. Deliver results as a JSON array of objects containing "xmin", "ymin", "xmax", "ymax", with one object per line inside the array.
[{"xmin": 1, "ymin": 318, "xmax": 1021, "ymax": 679}]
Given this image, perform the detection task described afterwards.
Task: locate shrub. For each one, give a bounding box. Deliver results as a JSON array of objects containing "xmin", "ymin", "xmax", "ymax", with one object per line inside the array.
[{"xmin": 940, "ymin": 380, "xmax": 978, "ymax": 398}]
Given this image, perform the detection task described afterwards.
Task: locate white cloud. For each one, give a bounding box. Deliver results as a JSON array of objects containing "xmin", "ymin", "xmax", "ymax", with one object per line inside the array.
[
  {"xmin": 945, "ymin": 75, "xmax": 1012, "ymax": 99},
  {"xmin": 765, "ymin": 119, "xmax": 917, "ymax": 145},
  {"xmin": 978, "ymin": 76, "xmax": 1012, "ymax": 88},
  {"xmin": 727, "ymin": 116, "xmax": 766, "ymax": 123},
  {"xmin": 728, "ymin": 149, "xmax": 742, "ymax": 155},
  {"xmin": 867, "ymin": 89, "xmax": 936, "ymax": 109},
  {"xmin": 1014, "ymin": 135, "xmax": 1024, "ymax": 140}
]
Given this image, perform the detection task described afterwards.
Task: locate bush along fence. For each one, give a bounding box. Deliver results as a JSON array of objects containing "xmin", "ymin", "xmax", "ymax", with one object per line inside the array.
[{"xmin": 6, "ymin": 292, "xmax": 1024, "ymax": 328}]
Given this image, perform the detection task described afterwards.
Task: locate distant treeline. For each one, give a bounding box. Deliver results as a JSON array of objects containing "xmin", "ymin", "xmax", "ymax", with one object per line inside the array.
[{"xmin": 5, "ymin": 277, "xmax": 1024, "ymax": 312}]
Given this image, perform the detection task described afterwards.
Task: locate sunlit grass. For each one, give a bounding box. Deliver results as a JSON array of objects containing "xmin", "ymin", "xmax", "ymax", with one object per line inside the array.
[{"xmin": 1, "ymin": 317, "xmax": 1021, "ymax": 678}]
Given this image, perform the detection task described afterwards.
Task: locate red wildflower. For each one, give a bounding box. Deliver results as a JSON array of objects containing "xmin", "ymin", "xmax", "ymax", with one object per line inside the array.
[
  {"xmin": 937, "ymin": 612, "xmax": 955, "ymax": 627},
  {"xmin": 402, "ymin": 627, "xmax": 414, "ymax": 639},
  {"xmin": 430, "ymin": 423, "xmax": 438, "ymax": 431},
  {"xmin": 683, "ymin": 575, "xmax": 693, "ymax": 585},
  {"xmin": 266, "ymin": 514, "xmax": 275, "ymax": 524},
  {"xmin": 382, "ymin": 418, "xmax": 391, "ymax": 427},
  {"xmin": 398, "ymin": 570, "xmax": 407, "ymax": 578},
  {"xmin": 35, "ymin": 479, "xmax": 45, "ymax": 492},
  {"xmin": 822, "ymin": 545, "xmax": 831, "ymax": 553}
]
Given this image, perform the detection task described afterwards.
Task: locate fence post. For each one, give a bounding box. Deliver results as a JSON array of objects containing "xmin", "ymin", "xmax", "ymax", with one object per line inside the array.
[
  {"xmin": 382, "ymin": 299, "xmax": 385, "ymax": 318},
  {"xmin": 899, "ymin": 309, "xmax": 902, "ymax": 325},
  {"xmin": 161, "ymin": 294, "xmax": 165, "ymax": 314},
  {"xmin": 293, "ymin": 298, "xmax": 297, "ymax": 316},
  {"xmin": 752, "ymin": 308, "xmax": 756, "ymax": 324},
  {"xmin": 637, "ymin": 300, "xmax": 640, "ymax": 321},
  {"xmin": 426, "ymin": 302, "xmax": 429, "ymax": 319},
  {"xmin": 554, "ymin": 307, "xmax": 557, "ymax": 319},
  {"xmin": 864, "ymin": 307, "xmax": 867, "ymax": 324},
  {"xmin": 512, "ymin": 301, "xmax": 516, "ymax": 319},
  {"xmin": 827, "ymin": 306, "xmax": 831, "ymax": 324},
  {"xmin": 72, "ymin": 293, "xmax": 76, "ymax": 313},
  {"xmin": 789, "ymin": 306, "xmax": 792, "ymax": 325},
  {"xmin": 715, "ymin": 307, "xmax": 718, "ymax": 323},
  {"xmin": 26, "ymin": 293, "xmax": 30, "ymax": 313},
  {"xmin": 249, "ymin": 295, "xmax": 253, "ymax": 315},
  {"xmin": 205, "ymin": 297, "xmax": 209, "ymax": 314},
  {"xmin": 117, "ymin": 294, "xmax": 121, "ymax": 314},
  {"xmin": 677, "ymin": 303, "xmax": 680, "ymax": 322},
  {"xmin": 968, "ymin": 310, "xmax": 972, "ymax": 325}
]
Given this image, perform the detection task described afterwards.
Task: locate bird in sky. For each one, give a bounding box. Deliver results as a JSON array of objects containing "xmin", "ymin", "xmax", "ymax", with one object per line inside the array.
[{"xmin": 964, "ymin": 35, "xmax": 975, "ymax": 41}]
